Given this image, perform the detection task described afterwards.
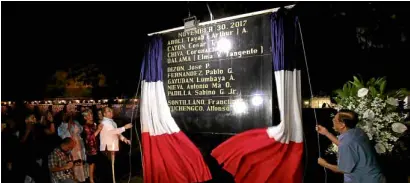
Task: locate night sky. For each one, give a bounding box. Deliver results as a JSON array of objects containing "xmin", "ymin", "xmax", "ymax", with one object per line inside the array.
[{"xmin": 2, "ymin": 1, "xmax": 410, "ymax": 100}]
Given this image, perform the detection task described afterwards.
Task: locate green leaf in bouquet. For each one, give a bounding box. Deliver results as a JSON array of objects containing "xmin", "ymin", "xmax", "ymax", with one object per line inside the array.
[
  {"xmin": 352, "ymin": 76, "xmax": 365, "ymax": 88},
  {"xmin": 334, "ymin": 97, "xmax": 341, "ymax": 104},
  {"xmin": 395, "ymin": 88, "xmax": 410, "ymax": 99},
  {"xmin": 349, "ymin": 84, "xmax": 358, "ymax": 96},
  {"xmin": 380, "ymin": 80, "xmax": 387, "ymax": 95},
  {"xmin": 367, "ymin": 77, "xmax": 376, "ymax": 87},
  {"xmin": 342, "ymin": 83, "xmax": 348, "ymax": 93},
  {"xmin": 375, "ymin": 77, "xmax": 386, "ymax": 86},
  {"xmin": 387, "ymin": 88, "xmax": 410, "ymax": 100},
  {"xmin": 369, "ymin": 86, "xmax": 378, "ymax": 97},
  {"xmin": 341, "ymin": 83, "xmax": 352, "ymax": 98},
  {"xmin": 334, "ymin": 89, "xmax": 344, "ymax": 98}
]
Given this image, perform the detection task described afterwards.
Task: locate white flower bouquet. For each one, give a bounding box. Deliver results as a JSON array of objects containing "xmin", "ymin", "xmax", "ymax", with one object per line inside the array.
[{"xmin": 327, "ymin": 76, "xmax": 409, "ymax": 155}]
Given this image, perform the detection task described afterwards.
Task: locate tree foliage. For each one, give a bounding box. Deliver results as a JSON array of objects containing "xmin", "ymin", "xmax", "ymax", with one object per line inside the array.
[
  {"xmin": 46, "ymin": 64, "xmax": 107, "ymax": 97},
  {"xmin": 325, "ymin": 2, "xmax": 409, "ymax": 50}
]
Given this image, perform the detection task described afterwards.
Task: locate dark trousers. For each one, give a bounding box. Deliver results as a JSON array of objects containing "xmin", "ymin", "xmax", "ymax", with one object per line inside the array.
[{"xmin": 98, "ymin": 152, "xmax": 115, "ymax": 183}]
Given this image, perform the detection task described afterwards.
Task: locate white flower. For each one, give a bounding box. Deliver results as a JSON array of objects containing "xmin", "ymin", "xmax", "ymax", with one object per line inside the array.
[
  {"xmin": 331, "ymin": 143, "xmax": 338, "ymax": 151},
  {"xmin": 392, "ymin": 122, "xmax": 407, "ymax": 133},
  {"xmin": 386, "ymin": 97, "xmax": 399, "ymax": 106},
  {"xmin": 329, "ymin": 83, "xmax": 408, "ymax": 155},
  {"xmin": 334, "ymin": 105, "xmax": 342, "ymax": 111},
  {"xmin": 390, "ymin": 136, "xmax": 399, "ymax": 142},
  {"xmin": 367, "ymin": 132, "xmax": 373, "ymax": 140},
  {"xmin": 363, "ymin": 110, "xmax": 375, "ymax": 119},
  {"xmin": 357, "ymin": 88, "xmax": 369, "ymax": 98},
  {"xmin": 375, "ymin": 143, "xmax": 386, "ymax": 154},
  {"xmin": 326, "ymin": 143, "xmax": 339, "ymax": 155}
]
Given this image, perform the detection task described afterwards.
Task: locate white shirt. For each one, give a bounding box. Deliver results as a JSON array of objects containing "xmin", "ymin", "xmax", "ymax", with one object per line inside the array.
[{"xmin": 99, "ymin": 117, "xmax": 125, "ymax": 151}]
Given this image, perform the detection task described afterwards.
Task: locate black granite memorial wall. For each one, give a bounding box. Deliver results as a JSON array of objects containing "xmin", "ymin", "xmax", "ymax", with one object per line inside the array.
[{"xmin": 162, "ymin": 14, "xmax": 274, "ymax": 134}]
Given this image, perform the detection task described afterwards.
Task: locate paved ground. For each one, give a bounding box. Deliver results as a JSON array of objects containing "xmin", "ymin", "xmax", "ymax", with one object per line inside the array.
[{"xmin": 118, "ymin": 176, "xmax": 143, "ymax": 183}]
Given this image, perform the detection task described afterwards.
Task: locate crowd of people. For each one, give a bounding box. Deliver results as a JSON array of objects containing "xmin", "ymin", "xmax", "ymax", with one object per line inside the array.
[{"xmin": 2, "ymin": 106, "xmax": 133, "ymax": 183}]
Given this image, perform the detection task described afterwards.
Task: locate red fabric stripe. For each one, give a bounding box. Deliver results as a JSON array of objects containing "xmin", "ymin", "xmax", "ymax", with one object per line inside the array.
[
  {"xmin": 211, "ymin": 128, "xmax": 303, "ymax": 183},
  {"xmin": 142, "ymin": 132, "xmax": 212, "ymax": 183}
]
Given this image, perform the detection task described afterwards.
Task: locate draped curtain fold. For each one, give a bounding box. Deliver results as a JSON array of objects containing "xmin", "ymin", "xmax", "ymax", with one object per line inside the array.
[
  {"xmin": 140, "ymin": 36, "xmax": 212, "ymax": 183},
  {"xmin": 211, "ymin": 9, "xmax": 304, "ymax": 183}
]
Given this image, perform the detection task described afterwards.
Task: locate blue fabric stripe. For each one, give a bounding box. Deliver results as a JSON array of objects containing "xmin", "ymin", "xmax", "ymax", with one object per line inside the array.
[
  {"xmin": 271, "ymin": 10, "xmax": 302, "ymax": 71},
  {"xmin": 141, "ymin": 36, "xmax": 163, "ymax": 82}
]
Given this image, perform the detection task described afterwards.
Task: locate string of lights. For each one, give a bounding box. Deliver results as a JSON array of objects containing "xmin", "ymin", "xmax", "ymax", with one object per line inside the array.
[{"xmin": 1, "ymin": 98, "xmax": 139, "ymax": 106}]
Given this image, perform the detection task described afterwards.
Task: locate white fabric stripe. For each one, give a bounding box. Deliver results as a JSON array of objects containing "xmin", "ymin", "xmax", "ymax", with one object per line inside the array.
[
  {"xmin": 140, "ymin": 81, "xmax": 180, "ymax": 135},
  {"xmin": 141, "ymin": 81, "xmax": 150, "ymax": 133},
  {"xmin": 267, "ymin": 70, "xmax": 303, "ymax": 143}
]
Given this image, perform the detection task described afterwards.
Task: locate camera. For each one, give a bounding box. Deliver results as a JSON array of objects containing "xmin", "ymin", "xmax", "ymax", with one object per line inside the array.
[{"xmin": 73, "ymin": 159, "xmax": 83, "ymax": 166}]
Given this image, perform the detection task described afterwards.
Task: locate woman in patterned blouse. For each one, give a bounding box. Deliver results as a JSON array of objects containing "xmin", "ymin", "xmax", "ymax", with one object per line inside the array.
[{"xmin": 83, "ymin": 110, "xmax": 103, "ymax": 183}]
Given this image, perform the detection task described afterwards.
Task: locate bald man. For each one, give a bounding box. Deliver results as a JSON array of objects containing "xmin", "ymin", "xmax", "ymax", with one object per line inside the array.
[{"xmin": 316, "ymin": 109, "xmax": 385, "ymax": 183}]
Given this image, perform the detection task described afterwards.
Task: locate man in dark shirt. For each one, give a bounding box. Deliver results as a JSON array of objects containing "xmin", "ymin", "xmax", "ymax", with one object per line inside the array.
[{"xmin": 316, "ymin": 109, "xmax": 385, "ymax": 183}]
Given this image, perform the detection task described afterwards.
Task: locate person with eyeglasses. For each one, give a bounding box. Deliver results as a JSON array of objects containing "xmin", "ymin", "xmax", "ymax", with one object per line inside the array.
[{"xmin": 316, "ymin": 109, "xmax": 385, "ymax": 183}]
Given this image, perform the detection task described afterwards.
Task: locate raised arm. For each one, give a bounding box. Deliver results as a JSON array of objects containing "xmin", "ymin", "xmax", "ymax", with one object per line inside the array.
[
  {"xmin": 325, "ymin": 132, "xmax": 339, "ymax": 146},
  {"xmin": 44, "ymin": 122, "xmax": 55, "ymax": 135},
  {"xmin": 45, "ymin": 113, "xmax": 56, "ymax": 135},
  {"xmin": 103, "ymin": 122, "xmax": 125, "ymax": 135},
  {"xmin": 102, "ymin": 121, "xmax": 132, "ymax": 135},
  {"xmin": 94, "ymin": 124, "xmax": 103, "ymax": 137},
  {"xmin": 20, "ymin": 123, "xmax": 33, "ymax": 143},
  {"xmin": 316, "ymin": 125, "xmax": 339, "ymax": 145}
]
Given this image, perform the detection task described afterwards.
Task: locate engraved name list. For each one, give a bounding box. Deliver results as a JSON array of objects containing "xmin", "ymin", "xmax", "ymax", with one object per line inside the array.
[{"xmin": 162, "ymin": 15, "xmax": 271, "ymax": 114}]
